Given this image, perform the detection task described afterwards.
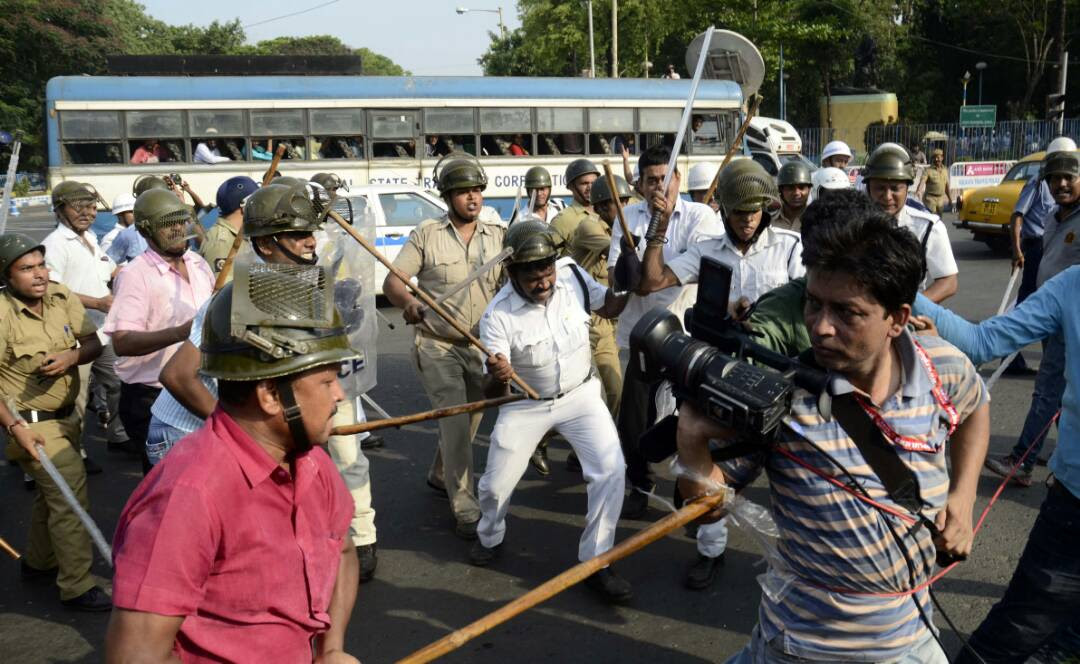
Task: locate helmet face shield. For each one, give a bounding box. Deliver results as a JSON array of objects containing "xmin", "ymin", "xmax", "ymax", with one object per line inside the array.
[{"xmin": 149, "ymin": 207, "xmax": 196, "ymax": 255}]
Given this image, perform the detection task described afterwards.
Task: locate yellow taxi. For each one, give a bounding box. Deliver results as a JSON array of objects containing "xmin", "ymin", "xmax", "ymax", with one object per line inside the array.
[{"xmin": 954, "ymin": 152, "xmax": 1044, "ymax": 253}]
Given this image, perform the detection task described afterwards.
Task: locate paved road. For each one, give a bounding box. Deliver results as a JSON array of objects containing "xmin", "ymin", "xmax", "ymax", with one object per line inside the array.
[{"xmin": 0, "ymin": 210, "xmax": 1064, "ymax": 662}]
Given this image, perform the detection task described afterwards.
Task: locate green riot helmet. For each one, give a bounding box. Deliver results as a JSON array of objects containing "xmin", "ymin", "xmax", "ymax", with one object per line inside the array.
[
  {"xmin": 133, "ymin": 188, "xmax": 194, "ymax": 255},
  {"xmin": 777, "ymin": 161, "xmax": 813, "ymax": 187},
  {"xmin": 524, "ymin": 166, "xmax": 553, "ymax": 189},
  {"xmin": 270, "ymin": 176, "xmax": 307, "ymax": 189},
  {"xmin": 243, "ymin": 184, "xmax": 325, "ymax": 265},
  {"xmin": 863, "ymin": 143, "xmax": 915, "ymax": 184},
  {"xmin": 132, "ymin": 174, "xmax": 170, "ymax": 198},
  {"xmin": 504, "ymin": 219, "xmax": 558, "ymax": 266},
  {"xmin": 51, "ymin": 180, "xmax": 100, "ymax": 210},
  {"xmin": 564, "ymin": 158, "xmax": 601, "ymax": 186},
  {"xmin": 1042, "ymin": 151, "xmax": 1080, "ymax": 180},
  {"xmin": 199, "ymin": 262, "xmax": 360, "ymax": 450},
  {"xmin": 0, "ymin": 233, "xmax": 45, "ymax": 284},
  {"xmin": 590, "ymin": 174, "xmax": 632, "ymax": 206},
  {"xmin": 720, "ymin": 160, "xmax": 779, "ymax": 215},
  {"xmin": 433, "ymin": 152, "xmax": 488, "ymax": 194},
  {"xmin": 311, "ymin": 172, "xmax": 349, "ymax": 194},
  {"xmin": 713, "ymin": 158, "xmax": 759, "ymax": 195}
]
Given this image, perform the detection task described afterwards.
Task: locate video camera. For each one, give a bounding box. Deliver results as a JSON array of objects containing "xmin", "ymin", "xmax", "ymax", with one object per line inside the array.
[{"xmin": 629, "ymin": 257, "xmax": 829, "ymax": 459}]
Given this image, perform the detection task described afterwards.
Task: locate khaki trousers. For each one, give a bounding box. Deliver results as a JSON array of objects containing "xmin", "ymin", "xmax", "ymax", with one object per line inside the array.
[
  {"xmin": 6, "ymin": 414, "xmax": 95, "ymax": 600},
  {"xmin": 327, "ymin": 399, "xmax": 377, "ymax": 546},
  {"xmin": 590, "ymin": 315, "xmax": 622, "ymax": 418},
  {"xmin": 412, "ymin": 334, "xmax": 485, "ymax": 524}
]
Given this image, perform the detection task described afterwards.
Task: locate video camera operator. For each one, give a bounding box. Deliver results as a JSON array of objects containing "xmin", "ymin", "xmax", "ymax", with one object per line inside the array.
[{"xmin": 667, "ymin": 204, "xmax": 989, "ymax": 662}]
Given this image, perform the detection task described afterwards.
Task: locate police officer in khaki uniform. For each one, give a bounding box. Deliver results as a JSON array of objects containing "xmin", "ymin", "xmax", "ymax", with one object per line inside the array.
[
  {"xmin": 0, "ymin": 233, "xmax": 111, "ymax": 611},
  {"xmin": 921, "ymin": 148, "xmax": 952, "ymax": 215},
  {"xmin": 200, "ymin": 176, "xmax": 259, "ymax": 275},
  {"xmin": 383, "ymin": 155, "xmax": 505, "ymax": 539},
  {"xmin": 549, "ymin": 158, "xmax": 602, "ymax": 251},
  {"xmin": 775, "ymin": 161, "xmax": 812, "ymax": 232}
]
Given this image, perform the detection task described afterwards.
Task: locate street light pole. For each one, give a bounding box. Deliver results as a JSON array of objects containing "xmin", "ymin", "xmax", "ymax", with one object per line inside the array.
[
  {"xmin": 961, "ymin": 71, "xmax": 971, "ymax": 107},
  {"xmin": 586, "ymin": 0, "xmax": 596, "ymax": 78},
  {"xmin": 975, "ymin": 61, "xmax": 987, "ymax": 105},
  {"xmin": 611, "ymin": 0, "xmax": 618, "ymax": 78},
  {"xmin": 455, "ymin": 6, "xmax": 507, "ymax": 38}
]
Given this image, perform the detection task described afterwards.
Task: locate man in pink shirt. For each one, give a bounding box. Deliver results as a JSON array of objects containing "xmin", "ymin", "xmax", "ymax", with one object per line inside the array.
[
  {"xmin": 106, "ymin": 263, "xmax": 361, "ymax": 664},
  {"xmin": 104, "ymin": 188, "xmax": 213, "ymax": 472},
  {"xmin": 130, "ymin": 139, "xmax": 167, "ymax": 164}
]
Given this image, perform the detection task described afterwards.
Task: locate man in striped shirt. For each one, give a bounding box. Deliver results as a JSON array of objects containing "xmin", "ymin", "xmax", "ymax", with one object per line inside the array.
[{"xmin": 676, "ymin": 206, "xmax": 989, "ymax": 662}]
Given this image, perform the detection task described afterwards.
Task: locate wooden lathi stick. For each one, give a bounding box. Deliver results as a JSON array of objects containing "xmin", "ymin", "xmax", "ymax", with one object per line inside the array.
[
  {"xmin": 396, "ymin": 487, "xmax": 734, "ymax": 664},
  {"xmin": 328, "ymin": 210, "xmax": 541, "ymax": 400},
  {"xmin": 0, "ymin": 535, "xmax": 20, "ymax": 560},
  {"xmin": 331, "ymin": 394, "xmax": 524, "ymax": 436},
  {"xmin": 702, "ymin": 93, "xmax": 764, "ymax": 206},
  {"xmin": 601, "ymin": 160, "xmax": 635, "ymax": 248}
]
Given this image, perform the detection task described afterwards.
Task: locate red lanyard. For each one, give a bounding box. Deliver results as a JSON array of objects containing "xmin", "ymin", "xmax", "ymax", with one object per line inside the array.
[{"xmin": 853, "ymin": 340, "xmax": 960, "ymax": 454}]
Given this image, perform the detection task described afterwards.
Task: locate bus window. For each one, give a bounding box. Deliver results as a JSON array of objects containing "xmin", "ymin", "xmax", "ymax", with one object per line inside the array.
[
  {"xmin": 639, "ymin": 108, "xmax": 681, "ymax": 152},
  {"xmin": 60, "ymin": 111, "xmax": 123, "ymax": 165},
  {"xmin": 379, "ymin": 192, "xmax": 445, "ymax": 227},
  {"xmin": 588, "ymin": 108, "xmax": 636, "ymax": 155},
  {"xmin": 310, "ymin": 109, "xmax": 365, "ymax": 160},
  {"xmin": 250, "ymin": 110, "xmax": 306, "ymax": 159},
  {"xmin": 370, "ymin": 111, "xmax": 418, "ymax": 159},
  {"xmin": 189, "ymin": 110, "xmax": 246, "ymax": 162},
  {"xmin": 479, "ymin": 108, "xmax": 530, "ymax": 156},
  {"xmin": 126, "ymin": 111, "xmax": 185, "ymax": 162},
  {"xmin": 689, "ymin": 112, "xmax": 734, "ymax": 155},
  {"xmin": 537, "ymin": 108, "xmax": 584, "ymax": 156},
  {"xmin": 423, "ymin": 109, "xmax": 477, "ymax": 156}
]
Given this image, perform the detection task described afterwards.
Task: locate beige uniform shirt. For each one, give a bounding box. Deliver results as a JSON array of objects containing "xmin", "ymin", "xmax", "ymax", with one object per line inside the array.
[
  {"xmin": 549, "ymin": 202, "xmax": 599, "ymax": 255},
  {"xmin": 923, "ymin": 165, "xmax": 949, "ymax": 197},
  {"xmin": 199, "ymin": 219, "xmax": 240, "ymax": 275},
  {"xmin": 0, "ymin": 282, "xmax": 96, "ymax": 411},
  {"xmin": 566, "ymin": 216, "xmax": 613, "ymax": 285},
  {"xmin": 773, "ymin": 209, "xmax": 803, "ymax": 233},
  {"xmin": 392, "ymin": 215, "xmax": 506, "ymax": 340}
]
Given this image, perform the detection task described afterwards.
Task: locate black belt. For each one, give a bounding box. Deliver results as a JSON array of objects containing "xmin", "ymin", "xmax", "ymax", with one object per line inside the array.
[{"xmin": 18, "ymin": 405, "xmax": 74, "ymax": 424}]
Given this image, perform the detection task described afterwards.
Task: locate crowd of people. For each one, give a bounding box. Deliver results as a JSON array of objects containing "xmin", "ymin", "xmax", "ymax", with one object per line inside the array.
[{"xmin": 0, "ymin": 133, "xmax": 1077, "ymax": 662}]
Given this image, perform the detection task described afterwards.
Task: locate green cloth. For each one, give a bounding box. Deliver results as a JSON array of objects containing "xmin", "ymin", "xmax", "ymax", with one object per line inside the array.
[{"xmin": 748, "ymin": 276, "xmax": 810, "ymax": 357}]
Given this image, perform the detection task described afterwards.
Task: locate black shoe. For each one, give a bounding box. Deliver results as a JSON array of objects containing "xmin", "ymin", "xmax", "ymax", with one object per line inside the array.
[
  {"xmin": 107, "ymin": 438, "xmax": 140, "ymax": 457},
  {"xmin": 685, "ymin": 553, "xmax": 725, "ymax": 590},
  {"xmin": 20, "ymin": 560, "xmax": 59, "ymax": 580},
  {"xmin": 529, "ymin": 446, "xmax": 550, "ymax": 476},
  {"xmin": 23, "ymin": 474, "xmax": 35, "ymax": 492},
  {"xmin": 360, "ymin": 433, "xmax": 385, "ymax": 450},
  {"xmin": 468, "ymin": 540, "xmax": 502, "ymax": 566},
  {"xmin": 566, "ymin": 451, "xmax": 582, "ymax": 472},
  {"xmin": 454, "ymin": 519, "xmax": 479, "ymax": 541},
  {"xmin": 356, "ymin": 544, "xmax": 377, "ymax": 582},
  {"xmin": 1002, "ymin": 362, "xmax": 1038, "ymax": 376},
  {"xmin": 61, "ymin": 586, "xmax": 112, "ymax": 612},
  {"xmin": 82, "ymin": 457, "xmax": 103, "ymax": 475},
  {"xmin": 585, "ymin": 567, "xmax": 633, "ymax": 604},
  {"xmin": 621, "ymin": 485, "xmax": 653, "ymax": 520}
]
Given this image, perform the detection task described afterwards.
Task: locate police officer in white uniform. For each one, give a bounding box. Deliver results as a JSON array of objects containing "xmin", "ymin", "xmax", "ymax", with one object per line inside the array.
[
  {"xmin": 821, "ymin": 140, "xmax": 854, "ymax": 169},
  {"xmin": 471, "ymin": 221, "xmax": 633, "ymax": 603},
  {"xmin": 512, "ymin": 166, "xmax": 566, "ymax": 224},
  {"xmin": 863, "ymin": 143, "xmax": 959, "ymax": 303}
]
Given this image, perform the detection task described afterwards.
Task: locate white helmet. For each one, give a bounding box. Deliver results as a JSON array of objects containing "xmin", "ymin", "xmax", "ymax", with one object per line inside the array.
[
  {"xmin": 688, "ymin": 162, "xmax": 719, "ymax": 191},
  {"xmin": 111, "ymin": 193, "xmax": 136, "ymax": 215},
  {"xmin": 1047, "ymin": 136, "xmax": 1078, "ymax": 154},
  {"xmin": 821, "ymin": 140, "xmax": 853, "ymax": 164},
  {"xmin": 810, "ymin": 167, "xmax": 852, "ymax": 202}
]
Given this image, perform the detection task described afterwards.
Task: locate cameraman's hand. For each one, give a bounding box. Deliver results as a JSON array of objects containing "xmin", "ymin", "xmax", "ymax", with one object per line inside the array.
[
  {"xmin": 732, "ymin": 296, "xmax": 753, "ymax": 321},
  {"xmin": 675, "ymin": 402, "xmax": 736, "ymax": 524}
]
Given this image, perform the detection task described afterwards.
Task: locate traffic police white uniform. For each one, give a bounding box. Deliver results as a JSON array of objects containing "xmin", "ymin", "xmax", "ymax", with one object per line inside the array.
[{"xmin": 897, "ymin": 205, "xmax": 958, "ymax": 291}]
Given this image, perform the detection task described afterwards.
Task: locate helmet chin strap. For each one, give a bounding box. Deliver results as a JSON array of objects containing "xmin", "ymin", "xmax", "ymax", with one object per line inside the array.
[
  {"xmin": 275, "ymin": 377, "xmax": 313, "ymax": 454},
  {"xmin": 273, "ymin": 236, "xmax": 318, "ymax": 266}
]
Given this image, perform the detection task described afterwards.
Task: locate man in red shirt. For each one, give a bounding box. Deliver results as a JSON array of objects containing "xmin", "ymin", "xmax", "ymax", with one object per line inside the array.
[{"xmin": 105, "ymin": 263, "xmax": 362, "ymax": 664}]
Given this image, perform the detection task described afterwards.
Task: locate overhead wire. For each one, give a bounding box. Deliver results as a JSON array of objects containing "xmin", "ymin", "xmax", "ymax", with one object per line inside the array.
[{"xmin": 242, "ymin": 0, "xmax": 341, "ymax": 29}]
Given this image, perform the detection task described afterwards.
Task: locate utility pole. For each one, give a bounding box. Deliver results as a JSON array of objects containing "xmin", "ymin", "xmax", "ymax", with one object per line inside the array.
[
  {"xmin": 611, "ymin": 0, "xmax": 618, "ymax": 78},
  {"xmin": 1054, "ymin": 0, "xmax": 1067, "ymax": 134},
  {"xmin": 586, "ymin": 0, "xmax": 596, "ymax": 78}
]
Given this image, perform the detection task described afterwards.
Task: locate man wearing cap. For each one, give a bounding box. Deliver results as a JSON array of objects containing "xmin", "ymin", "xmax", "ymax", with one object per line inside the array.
[
  {"xmin": 863, "ymin": 143, "xmax": 958, "ymax": 303},
  {"xmin": 0, "ymin": 233, "xmax": 111, "ymax": 611},
  {"xmin": 471, "ymin": 221, "xmax": 632, "ymax": 602},
  {"xmin": 774, "ymin": 161, "xmax": 813, "ymax": 232},
  {"xmin": 608, "ymin": 145, "xmax": 723, "ymax": 519},
  {"xmin": 200, "ymin": 176, "xmax": 259, "ymax": 277},
  {"xmin": 919, "ymin": 148, "xmax": 951, "ymax": 215},
  {"xmin": 106, "ymin": 263, "xmax": 361, "ymax": 664},
  {"xmin": 821, "ymin": 140, "xmax": 853, "ymax": 169},
  {"xmin": 384, "ymin": 156, "xmax": 505, "ymax": 539},
  {"xmin": 104, "ymin": 189, "xmax": 215, "ymax": 472},
  {"xmin": 687, "ymin": 162, "xmax": 721, "ymax": 214},
  {"xmin": 513, "ymin": 166, "xmax": 565, "ymax": 224},
  {"xmin": 549, "ymin": 158, "xmax": 602, "ymax": 251},
  {"xmin": 43, "ymin": 182, "xmax": 127, "ymax": 466},
  {"xmin": 194, "ymin": 128, "xmax": 231, "ymax": 164}
]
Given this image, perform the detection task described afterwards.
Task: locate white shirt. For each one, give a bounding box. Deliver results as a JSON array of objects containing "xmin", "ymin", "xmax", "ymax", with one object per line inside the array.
[
  {"xmin": 608, "ymin": 197, "xmax": 722, "ymax": 348},
  {"xmin": 896, "ymin": 206, "xmax": 958, "ymax": 290},
  {"xmin": 481, "ymin": 257, "xmax": 608, "ymax": 398},
  {"xmin": 668, "ymin": 226, "xmax": 805, "ymax": 304},
  {"xmin": 514, "ymin": 198, "xmax": 566, "ymax": 225},
  {"xmin": 99, "ymin": 225, "xmax": 123, "ymax": 255},
  {"xmin": 194, "ymin": 142, "xmax": 232, "ymax": 164},
  {"xmin": 43, "ymin": 223, "xmax": 117, "ymax": 341}
]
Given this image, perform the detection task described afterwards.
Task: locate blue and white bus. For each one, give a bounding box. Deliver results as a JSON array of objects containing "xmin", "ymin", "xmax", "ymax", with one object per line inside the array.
[{"xmin": 45, "ymin": 75, "xmax": 745, "ymax": 217}]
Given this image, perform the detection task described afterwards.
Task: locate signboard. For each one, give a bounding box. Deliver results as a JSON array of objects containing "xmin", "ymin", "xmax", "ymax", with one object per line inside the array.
[
  {"xmin": 959, "ymin": 105, "xmax": 997, "ymax": 128},
  {"xmin": 948, "ymin": 160, "xmax": 1015, "ymax": 190}
]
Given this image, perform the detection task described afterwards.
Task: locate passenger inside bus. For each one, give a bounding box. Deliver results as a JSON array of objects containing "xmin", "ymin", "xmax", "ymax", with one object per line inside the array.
[
  {"xmin": 130, "ymin": 139, "xmax": 173, "ymax": 164},
  {"xmin": 193, "ymin": 130, "xmax": 242, "ymax": 163},
  {"xmin": 64, "ymin": 143, "xmax": 124, "ymax": 165},
  {"xmin": 372, "ymin": 139, "xmax": 416, "ymax": 158},
  {"xmin": 509, "ymin": 134, "xmax": 529, "ymax": 156},
  {"xmin": 251, "ymin": 140, "xmax": 274, "ymax": 161},
  {"xmin": 315, "ymin": 136, "xmax": 364, "ymax": 159}
]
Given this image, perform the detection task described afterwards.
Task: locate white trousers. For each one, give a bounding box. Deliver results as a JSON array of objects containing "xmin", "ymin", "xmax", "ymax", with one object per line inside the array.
[
  {"xmin": 697, "ymin": 517, "xmax": 728, "ymax": 558},
  {"xmin": 478, "ymin": 378, "xmax": 626, "ymax": 561},
  {"xmin": 327, "ymin": 398, "xmax": 377, "ymax": 546}
]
